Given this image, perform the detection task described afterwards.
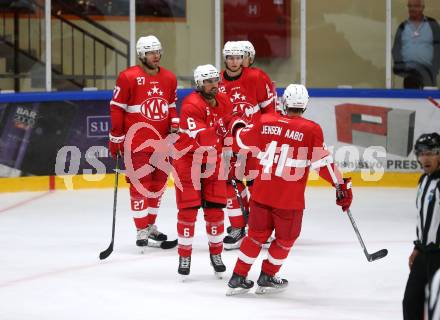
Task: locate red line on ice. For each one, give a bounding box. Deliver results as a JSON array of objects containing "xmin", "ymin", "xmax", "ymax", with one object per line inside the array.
[
  {"xmin": 0, "ymin": 191, "xmax": 53, "ymax": 214},
  {"xmin": 0, "ymin": 253, "xmax": 166, "ymax": 288}
]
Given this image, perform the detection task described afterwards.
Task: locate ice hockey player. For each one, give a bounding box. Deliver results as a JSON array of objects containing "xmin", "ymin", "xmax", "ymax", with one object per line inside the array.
[
  {"xmin": 403, "ymin": 132, "xmax": 440, "ymax": 320},
  {"xmin": 238, "ymin": 40, "xmax": 275, "ymax": 97},
  {"xmin": 238, "ymin": 40, "xmax": 281, "ymax": 113},
  {"xmin": 224, "ymin": 84, "xmax": 353, "ymax": 295},
  {"xmin": 173, "ymin": 64, "xmax": 235, "ymax": 280},
  {"xmin": 108, "ymin": 35, "xmax": 179, "ymax": 250},
  {"xmin": 219, "ymin": 41, "xmax": 276, "ymax": 250}
]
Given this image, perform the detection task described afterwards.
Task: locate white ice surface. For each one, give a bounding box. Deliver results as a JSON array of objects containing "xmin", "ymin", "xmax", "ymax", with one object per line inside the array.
[{"xmin": 0, "ymin": 187, "xmax": 415, "ymax": 320}]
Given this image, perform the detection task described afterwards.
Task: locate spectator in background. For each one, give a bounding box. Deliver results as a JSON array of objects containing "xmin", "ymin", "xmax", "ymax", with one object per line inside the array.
[{"xmin": 392, "ymin": 0, "xmax": 440, "ymax": 89}]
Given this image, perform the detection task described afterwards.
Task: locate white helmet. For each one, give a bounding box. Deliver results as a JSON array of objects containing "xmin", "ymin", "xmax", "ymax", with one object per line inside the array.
[
  {"xmin": 282, "ymin": 84, "xmax": 309, "ymax": 112},
  {"xmin": 222, "ymin": 41, "xmax": 244, "ymax": 60},
  {"xmin": 194, "ymin": 64, "xmax": 220, "ymax": 88},
  {"xmin": 136, "ymin": 35, "xmax": 162, "ymax": 58},
  {"xmin": 239, "ymin": 40, "xmax": 256, "ymax": 60}
]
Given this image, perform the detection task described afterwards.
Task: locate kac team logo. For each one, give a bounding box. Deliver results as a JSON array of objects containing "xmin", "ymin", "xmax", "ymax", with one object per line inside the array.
[
  {"xmin": 233, "ymin": 102, "xmax": 255, "ymax": 122},
  {"xmin": 140, "ymin": 97, "xmax": 169, "ymax": 121},
  {"xmin": 231, "ymin": 92, "xmax": 255, "ymax": 122}
]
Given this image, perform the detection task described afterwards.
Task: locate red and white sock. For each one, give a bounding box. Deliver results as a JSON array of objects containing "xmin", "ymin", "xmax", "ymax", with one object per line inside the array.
[
  {"xmin": 204, "ymin": 208, "xmax": 224, "ymax": 255},
  {"xmin": 177, "ymin": 208, "xmax": 197, "ymax": 257},
  {"xmin": 226, "ymin": 183, "xmax": 248, "ymax": 229},
  {"xmin": 261, "ymin": 239, "xmax": 294, "ymax": 276}
]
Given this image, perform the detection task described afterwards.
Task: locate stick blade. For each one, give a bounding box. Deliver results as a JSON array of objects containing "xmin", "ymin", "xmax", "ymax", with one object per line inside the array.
[
  {"xmin": 160, "ymin": 239, "xmax": 177, "ymax": 249},
  {"xmin": 99, "ymin": 243, "xmax": 114, "ymax": 260},
  {"xmin": 368, "ymin": 249, "xmax": 388, "ymax": 262}
]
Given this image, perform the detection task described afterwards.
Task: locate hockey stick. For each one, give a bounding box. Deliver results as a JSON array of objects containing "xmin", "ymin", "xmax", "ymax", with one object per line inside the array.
[
  {"xmin": 160, "ymin": 239, "xmax": 178, "ymax": 249},
  {"xmin": 230, "ymin": 179, "xmax": 249, "ymax": 223},
  {"xmin": 428, "ymin": 97, "xmax": 440, "ymax": 109},
  {"xmin": 325, "ymin": 162, "xmax": 388, "ymax": 262},
  {"xmin": 99, "ymin": 153, "xmax": 120, "ymax": 260}
]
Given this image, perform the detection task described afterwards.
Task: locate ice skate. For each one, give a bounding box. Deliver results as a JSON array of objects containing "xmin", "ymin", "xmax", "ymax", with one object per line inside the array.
[
  {"xmin": 226, "ymin": 273, "xmax": 254, "ymax": 296},
  {"xmin": 146, "ymin": 224, "xmax": 168, "ymax": 248},
  {"xmin": 223, "ymin": 227, "xmax": 246, "ymax": 250},
  {"xmin": 255, "ymin": 272, "xmax": 288, "ymax": 295},
  {"xmin": 178, "ymin": 256, "xmax": 191, "ymax": 281},
  {"xmin": 209, "ymin": 254, "xmax": 226, "ymax": 279},
  {"xmin": 136, "ymin": 227, "xmax": 151, "ymax": 252}
]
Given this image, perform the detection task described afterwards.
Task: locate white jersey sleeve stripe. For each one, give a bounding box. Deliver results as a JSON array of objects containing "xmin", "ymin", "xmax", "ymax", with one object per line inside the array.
[
  {"xmin": 179, "ymin": 128, "xmax": 206, "ymax": 139},
  {"xmin": 126, "ymin": 104, "xmax": 142, "ymax": 113},
  {"xmin": 110, "ymin": 100, "xmax": 128, "ymax": 110},
  {"xmin": 285, "ymin": 159, "xmax": 310, "ymax": 168},
  {"xmin": 311, "ymin": 155, "xmax": 333, "ymax": 170},
  {"xmin": 259, "ymin": 97, "xmax": 273, "ymax": 109}
]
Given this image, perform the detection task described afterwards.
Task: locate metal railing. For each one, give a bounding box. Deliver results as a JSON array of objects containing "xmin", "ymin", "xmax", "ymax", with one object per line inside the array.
[{"xmin": 0, "ymin": 0, "xmax": 129, "ymax": 91}]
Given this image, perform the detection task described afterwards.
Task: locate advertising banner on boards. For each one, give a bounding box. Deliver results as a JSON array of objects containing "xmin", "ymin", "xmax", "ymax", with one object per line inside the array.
[
  {"xmin": 0, "ymin": 94, "xmax": 438, "ymax": 178},
  {"xmin": 305, "ymin": 97, "xmax": 440, "ymax": 177}
]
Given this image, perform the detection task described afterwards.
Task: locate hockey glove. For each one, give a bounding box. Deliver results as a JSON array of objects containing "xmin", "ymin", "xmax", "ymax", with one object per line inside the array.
[
  {"xmin": 336, "ymin": 178, "xmax": 352, "ymax": 212},
  {"xmin": 108, "ymin": 133, "xmax": 125, "ymax": 159},
  {"xmin": 170, "ymin": 117, "xmax": 180, "ymax": 133},
  {"xmin": 214, "ymin": 113, "xmax": 237, "ymax": 137}
]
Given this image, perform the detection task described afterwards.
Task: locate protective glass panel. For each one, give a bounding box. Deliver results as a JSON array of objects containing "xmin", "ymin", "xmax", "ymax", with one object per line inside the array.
[
  {"xmin": 51, "ymin": 0, "xmax": 130, "ymax": 91},
  {"xmin": 135, "ymin": 0, "xmax": 207, "ymax": 89},
  {"xmin": 391, "ymin": 0, "xmax": 440, "ymax": 89},
  {"xmin": 222, "ymin": 0, "xmax": 300, "ymax": 89},
  {"xmin": 0, "ymin": 0, "xmax": 46, "ymax": 92},
  {"xmin": 307, "ymin": 0, "xmax": 386, "ymax": 88}
]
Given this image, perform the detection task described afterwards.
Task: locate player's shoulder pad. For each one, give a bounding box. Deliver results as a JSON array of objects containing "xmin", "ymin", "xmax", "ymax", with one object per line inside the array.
[
  {"xmin": 260, "ymin": 112, "xmax": 281, "ymax": 123},
  {"xmin": 252, "ymin": 67, "xmax": 271, "ymax": 80},
  {"xmin": 181, "ymin": 92, "xmax": 206, "ymax": 113},
  {"xmin": 216, "ymin": 91, "xmax": 231, "ymax": 103},
  {"xmin": 243, "ymin": 66, "xmax": 259, "ymax": 79},
  {"xmin": 181, "ymin": 91, "xmax": 199, "ymax": 104},
  {"xmin": 119, "ymin": 65, "xmax": 141, "ymax": 78},
  {"xmin": 158, "ymin": 66, "xmax": 177, "ymax": 81},
  {"xmin": 301, "ymin": 117, "xmax": 322, "ymax": 129}
]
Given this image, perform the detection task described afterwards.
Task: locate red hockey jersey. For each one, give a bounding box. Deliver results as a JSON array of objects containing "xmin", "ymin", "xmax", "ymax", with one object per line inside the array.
[
  {"xmin": 175, "ymin": 91, "xmax": 233, "ymax": 159},
  {"xmin": 109, "ymin": 65, "xmax": 178, "ymax": 153},
  {"xmin": 219, "ymin": 67, "xmax": 275, "ymax": 124},
  {"xmin": 233, "ymin": 113, "xmax": 337, "ymax": 210}
]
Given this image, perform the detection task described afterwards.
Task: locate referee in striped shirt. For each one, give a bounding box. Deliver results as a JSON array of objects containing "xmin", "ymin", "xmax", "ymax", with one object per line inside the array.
[{"xmin": 403, "ymin": 132, "xmax": 440, "ymax": 320}]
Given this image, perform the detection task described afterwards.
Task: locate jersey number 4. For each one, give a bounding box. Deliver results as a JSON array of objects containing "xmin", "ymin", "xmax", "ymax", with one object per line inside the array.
[{"xmin": 259, "ymin": 141, "xmax": 291, "ymax": 177}]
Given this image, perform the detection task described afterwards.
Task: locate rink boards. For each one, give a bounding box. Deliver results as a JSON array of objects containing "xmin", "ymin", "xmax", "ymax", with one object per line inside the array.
[{"xmin": 0, "ymin": 88, "xmax": 438, "ymax": 192}]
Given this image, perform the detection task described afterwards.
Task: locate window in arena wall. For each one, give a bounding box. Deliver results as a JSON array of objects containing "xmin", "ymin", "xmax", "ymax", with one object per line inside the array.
[{"xmin": 50, "ymin": 0, "xmax": 186, "ymax": 20}]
